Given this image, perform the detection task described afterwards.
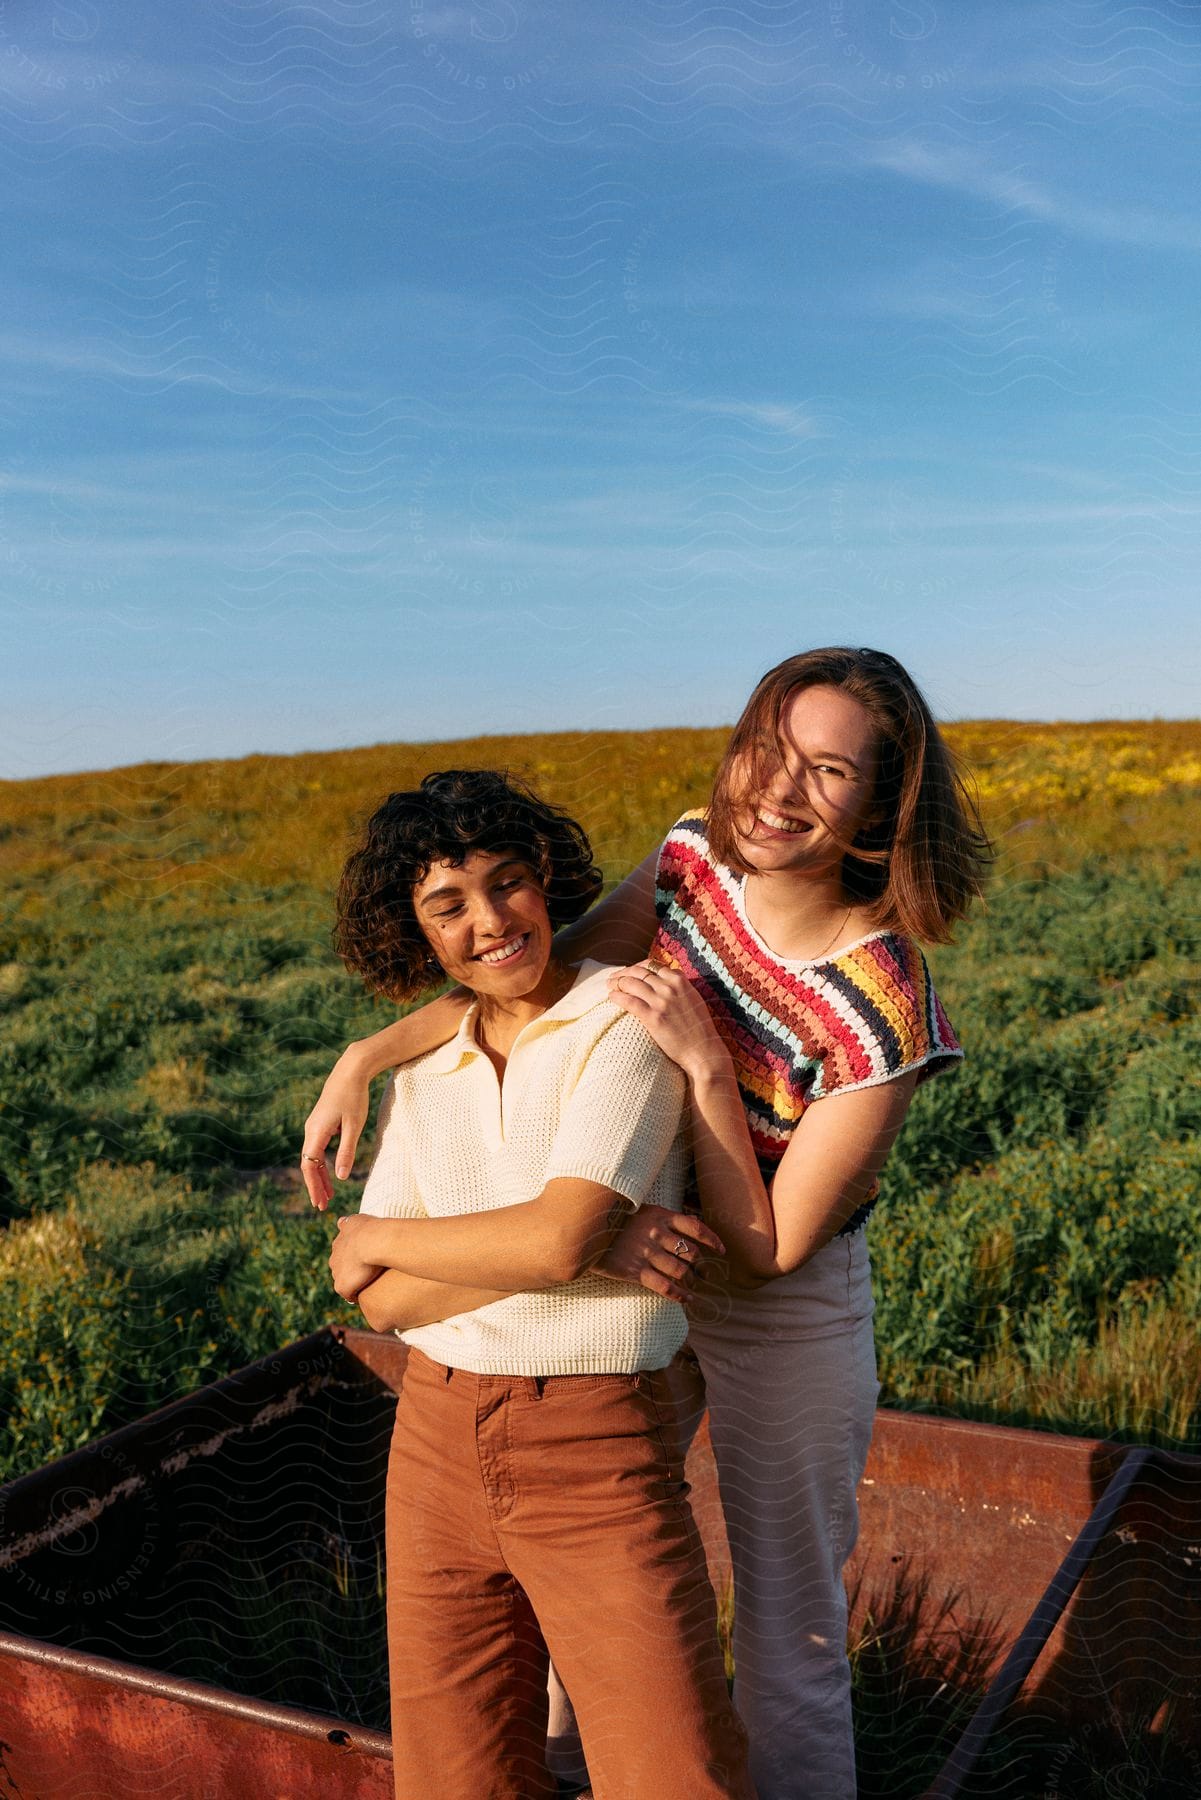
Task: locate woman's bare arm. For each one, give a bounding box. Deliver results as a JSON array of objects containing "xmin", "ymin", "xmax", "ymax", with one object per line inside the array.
[
  {"xmin": 552, "ymin": 848, "xmax": 660, "ymax": 967},
  {"xmin": 354, "ymin": 1267, "xmax": 515, "ymax": 1334},
  {"xmin": 301, "ymin": 990, "xmax": 471, "ymax": 1206},
  {"xmin": 340, "ymin": 994, "xmax": 470, "ymax": 1082},
  {"xmin": 330, "ymin": 1176, "xmax": 635, "ymax": 1298},
  {"xmin": 607, "ymin": 962, "xmax": 919, "ymax": 1280},
  {"xmin": 688, "ymin": 1061, "xmax": 919, "ymax": 1278}
]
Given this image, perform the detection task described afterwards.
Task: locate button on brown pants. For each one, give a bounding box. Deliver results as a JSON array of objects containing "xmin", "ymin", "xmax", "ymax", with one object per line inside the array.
[{"xmin": 385, "ymin": 1349, "xmax": 754, "ymax": 1800}]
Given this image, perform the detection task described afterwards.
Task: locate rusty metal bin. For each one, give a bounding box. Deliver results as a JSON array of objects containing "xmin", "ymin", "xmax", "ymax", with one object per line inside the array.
[
  {"xmin": 849, "ymin": 1415, "xmax": 1201, "ymax": 1796},
  {"xmin": 1, "ymin": 1328, "xmax": 1198, "ymax": 1797},
  {"xmin": 0, "ymin": 1329, "xmax": 395, "ymax": 1798}
]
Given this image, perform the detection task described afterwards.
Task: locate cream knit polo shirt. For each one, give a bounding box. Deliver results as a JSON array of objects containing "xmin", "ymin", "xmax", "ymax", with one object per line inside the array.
[{"xmin": 358, "ymin": 959, "xmax": 689, "ymax": 1376}]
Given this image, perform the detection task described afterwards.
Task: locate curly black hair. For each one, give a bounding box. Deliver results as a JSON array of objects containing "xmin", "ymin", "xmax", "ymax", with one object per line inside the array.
[{"xmin": 334, "ymin": 769, "xmax": 604, "ymax": 1001}]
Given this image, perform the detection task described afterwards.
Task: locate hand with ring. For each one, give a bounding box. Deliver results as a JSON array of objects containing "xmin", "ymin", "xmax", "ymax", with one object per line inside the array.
[
  {"xmin": 594, "ymin": 1204, "xmax": 726, "ymax": 1303},
  {"xmin": 297, "ymin": 1146, "xmax": 334, "ymax": 1212},
  {"xmin": 606, "ymin": 959, "xmax": 728, "ymax": 1081},
  {"xmin": 299, "ymin": 1045, "xmax": 378, "ymax": 1211}
]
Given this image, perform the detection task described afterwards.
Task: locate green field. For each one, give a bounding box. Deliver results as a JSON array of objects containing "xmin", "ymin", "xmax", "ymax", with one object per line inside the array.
[{"xmin": 1, "ymin": 721, "xmax": 1199, "ymax": 1484}]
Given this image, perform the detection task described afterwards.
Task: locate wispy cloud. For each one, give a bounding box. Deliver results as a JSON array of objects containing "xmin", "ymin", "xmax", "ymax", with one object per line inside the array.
[
  {"xmin": 867, "ymin": 142, "xmax": 1201, "ymax": 254},
  {"xmin": 1002, "ymin": 461, "xmax": 1125, "ymax": 495},
  {"xmin": 853, "ymin": 280, "xmax": 997, "ymax": 324},
  {"xmin": 0, "ymin": 330, "xmax": 359, "ymax": 404},
  {"xmin": 682, "ymin": 399, "xmax": 821, "ymax": 437}
]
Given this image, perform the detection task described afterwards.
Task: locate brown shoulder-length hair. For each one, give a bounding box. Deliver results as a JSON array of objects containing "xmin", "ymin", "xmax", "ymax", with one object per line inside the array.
[
  {"xmin": 334, "ymin": 768, "xmax": 603, "ymax": 1001},
  {"xmin": 707, "ymin": 647, "xmax": 992, "ymax": 944}
]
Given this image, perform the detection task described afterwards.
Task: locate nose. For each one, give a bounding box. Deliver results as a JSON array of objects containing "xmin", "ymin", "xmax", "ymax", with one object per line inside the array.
[
  {"xmin": 765, "ymin": 763, "xmax": 808, "ymax": 809},
  {"xmin": 470, "ymin": 891, "xmax": 512, "ymax": 941}
]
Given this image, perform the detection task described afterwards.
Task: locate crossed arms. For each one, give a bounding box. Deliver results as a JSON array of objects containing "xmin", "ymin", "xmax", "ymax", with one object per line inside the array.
[{"xmin": 333, "ymin": 1179, "xmax": 642, "ymax": 1333}]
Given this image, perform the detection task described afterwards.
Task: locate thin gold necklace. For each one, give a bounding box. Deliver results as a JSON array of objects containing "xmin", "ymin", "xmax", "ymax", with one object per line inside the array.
[
  {"xmin": 809, "ymin": 904, "xmax": 854, "ymax": 962},
  {"xmin": 745, "ymin": 880, "xmax": 853, "ymax": 963}
]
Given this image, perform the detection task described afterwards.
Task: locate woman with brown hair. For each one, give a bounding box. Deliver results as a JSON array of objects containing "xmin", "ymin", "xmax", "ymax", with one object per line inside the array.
[{"xmin": 307, "ymin": 649, "xmax": 990, "ymax": 1799}]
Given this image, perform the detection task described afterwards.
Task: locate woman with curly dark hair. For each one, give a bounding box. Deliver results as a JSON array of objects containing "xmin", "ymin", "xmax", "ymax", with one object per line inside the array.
[
  {"xmin": 324, "ymin": 769, "xmax": 754, "ymax": 1800},
  {"xmin": 332, "ymin": 768, "xmax": 606, "ymax": 1004}
]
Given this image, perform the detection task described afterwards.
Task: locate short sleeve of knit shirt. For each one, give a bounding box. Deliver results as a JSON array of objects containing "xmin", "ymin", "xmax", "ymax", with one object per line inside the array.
[
  {"xmin": 651, "ymin": 810, "xmax": 961, "ymax": 1228},
  {"xmin": 358, "ymin": 1073, "xmax": 426, "ymax": 1221},
  {"xmin": 543, "ymin": 1009, "xmax": 686, "ymax": 1207}
]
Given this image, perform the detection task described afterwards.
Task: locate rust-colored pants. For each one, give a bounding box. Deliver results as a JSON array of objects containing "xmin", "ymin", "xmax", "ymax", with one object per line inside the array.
[{"xmin": 385, "ymin": 1348, "xmax": 753, "ymax": 1800}]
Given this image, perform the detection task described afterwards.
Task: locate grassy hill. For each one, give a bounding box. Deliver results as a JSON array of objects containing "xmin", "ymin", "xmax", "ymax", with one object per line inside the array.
[{"xmin": 1, "ymin": 720, "xmax": 1199, "ymax": 1481}]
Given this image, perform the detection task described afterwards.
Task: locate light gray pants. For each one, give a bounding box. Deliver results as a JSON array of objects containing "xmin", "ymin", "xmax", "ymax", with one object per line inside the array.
[
  {"xmin": 547, "ymin": 1232, "xmax": 879, "ymax": 1800},
  {"xmin": 685, "ymin": 1230, "xmax": 880, "ymax": 1800}
]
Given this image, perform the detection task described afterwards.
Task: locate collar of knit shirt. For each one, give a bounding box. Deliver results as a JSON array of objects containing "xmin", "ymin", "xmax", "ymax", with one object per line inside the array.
[{"xmin": 421, "ymin": 957, "xmax": 616, "ymax": 1075}]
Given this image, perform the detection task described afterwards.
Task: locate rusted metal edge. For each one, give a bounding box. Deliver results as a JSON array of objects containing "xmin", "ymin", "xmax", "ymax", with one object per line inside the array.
[
  {"xmin": 869, "ymin": 1408, "xmax": 1114, "ymax": 1457},
  {"xmin": 336, "ymin": 1324, "xmax": 408, "ymax": 1388},
  {"xmin": 0, "ymin": 1372, "xmax": 330, "ymax": 1569},
  {"xmin": 0, "ymin": 1327, "xmax": 369, "ymax": 1561},
  {"xmin": 920, "ymin": 1444, "xmax": 1155, "ymax": 1799},
  {"xmin": 0, "ymin": 1625, "xmax": 393, "ymax": 1758}
]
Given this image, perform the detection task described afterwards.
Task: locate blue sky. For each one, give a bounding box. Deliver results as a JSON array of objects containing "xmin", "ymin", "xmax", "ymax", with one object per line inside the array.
[{"xmin": 2, "ymin": 1, "xmax": 1199, "ymax": 777}]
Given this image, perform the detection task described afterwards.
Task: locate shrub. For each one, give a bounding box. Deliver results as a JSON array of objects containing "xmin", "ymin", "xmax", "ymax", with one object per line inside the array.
[
  {"xmin": 872, "ymin": 1135, "xmax": 1201, "ymax": 1445},
  {"xmin": 0, "ymin": 1164, "xmax": 358, "ymax": 1484},
  {"xmin": 0, "ymin": 1209, "xmax": 128, "ymax": 1470}
]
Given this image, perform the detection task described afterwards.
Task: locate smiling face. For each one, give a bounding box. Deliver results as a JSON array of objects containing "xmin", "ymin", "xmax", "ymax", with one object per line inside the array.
[
  {"xmin": 731, "ymin": 683, "xmax": 881, "ymax": 878},
  {"xmin": 412, "ymin": 849, "xmax": 561, "ymax": 1005}
]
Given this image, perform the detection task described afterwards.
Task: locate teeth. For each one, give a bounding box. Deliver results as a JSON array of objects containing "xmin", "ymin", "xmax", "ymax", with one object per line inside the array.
[
  {"xmin": 478, "ymin": 935, "xmax": 527, "ymax": 965},
  {"xmin": 758, "ymin": 808, "xmax": 808, "ymax": 834}
]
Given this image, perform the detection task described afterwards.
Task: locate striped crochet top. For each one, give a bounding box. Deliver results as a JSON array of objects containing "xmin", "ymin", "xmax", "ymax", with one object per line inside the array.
[{"xmin": 652, "ymin": 810, "xmax": 962, "ymax": 1235}]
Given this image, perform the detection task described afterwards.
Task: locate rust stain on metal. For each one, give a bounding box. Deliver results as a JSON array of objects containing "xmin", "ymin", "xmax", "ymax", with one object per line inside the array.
[
  {"xmin": 157, "ymin": 1372, "xmax": 325, "ymax": 1476},
  {"xmin": 0, "ymin": 1472, "xmax": 145, "ymax": 1571},
  {"xmin": 0, "ymin": 1629, "xmax": 392, "ymax": 1799}
]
